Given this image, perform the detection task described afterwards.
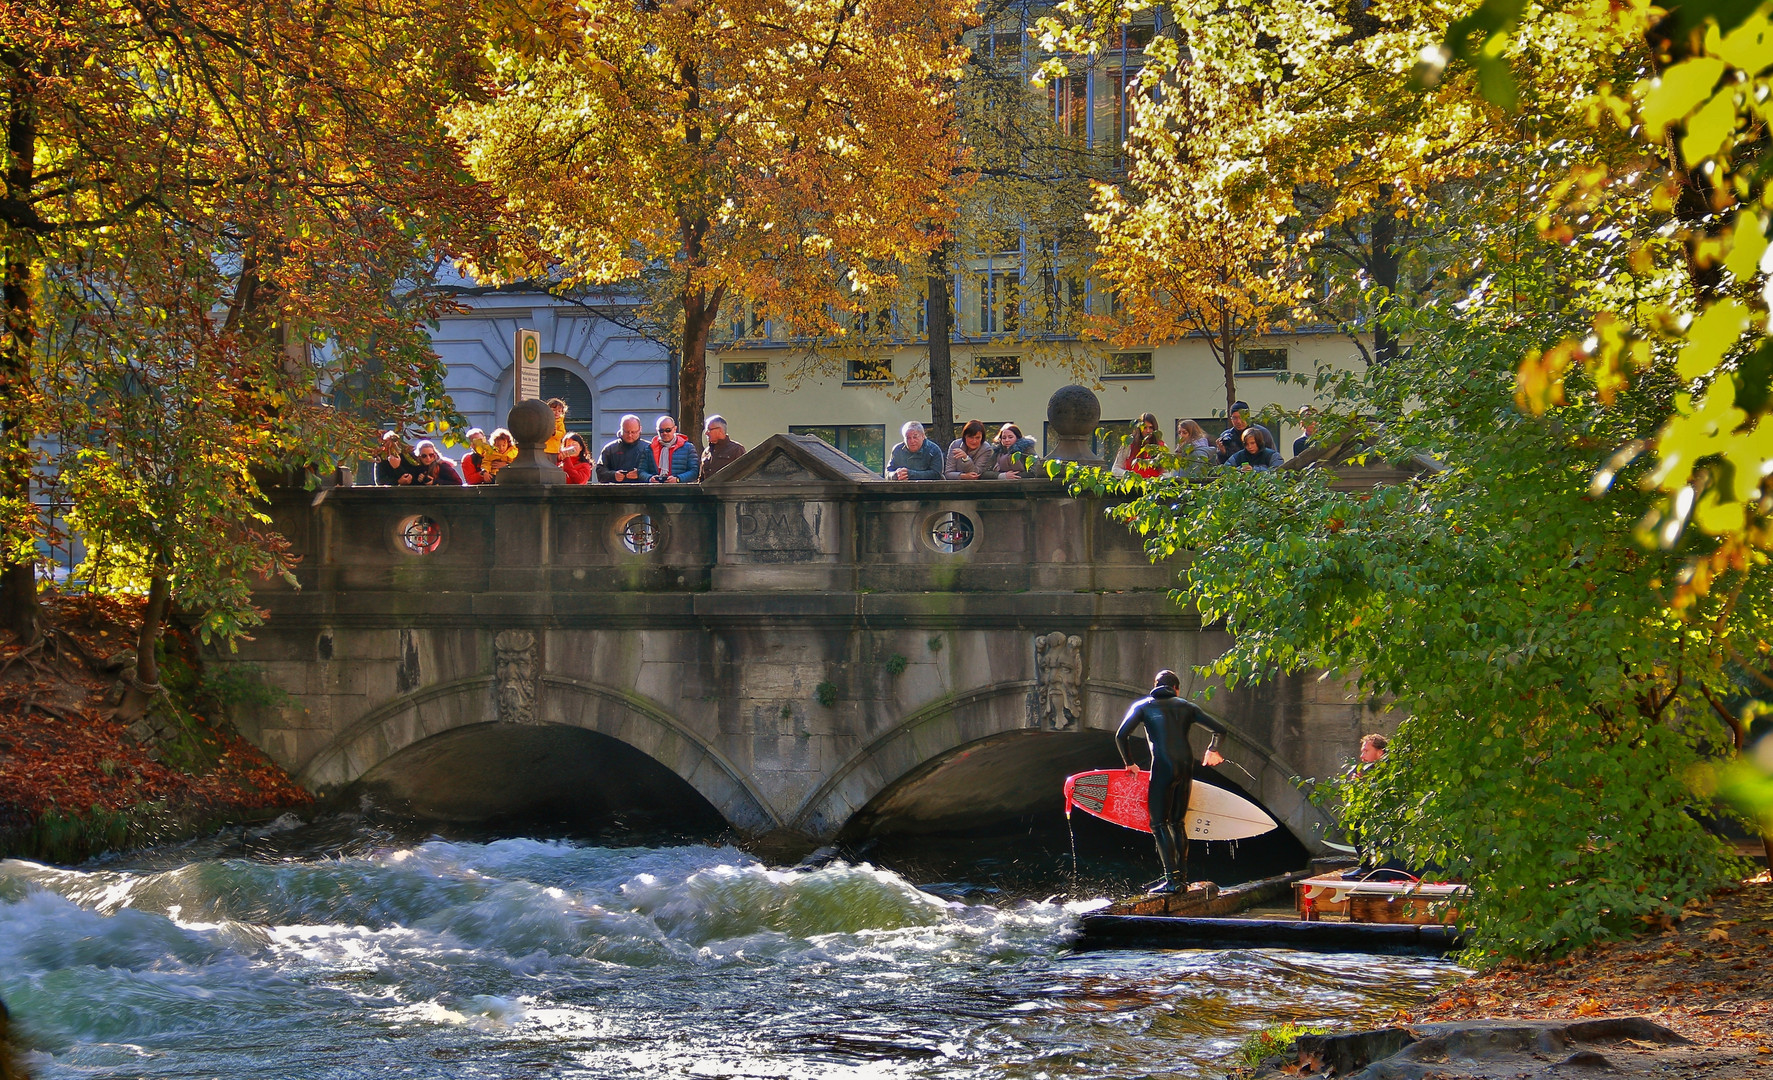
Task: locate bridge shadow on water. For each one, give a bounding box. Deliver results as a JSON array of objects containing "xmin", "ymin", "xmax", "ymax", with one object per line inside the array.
[
  {"xmin": 837, "ymin": 729, "xmax": 1309, "ymax": 903},
  {"xmin": 326, "ymin": 723, "xmax": 1307, "ymax": 903}
]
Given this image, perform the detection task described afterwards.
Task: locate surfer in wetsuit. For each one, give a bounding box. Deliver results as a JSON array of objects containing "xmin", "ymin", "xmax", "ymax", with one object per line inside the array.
[{"xmin": 1115, "ymin": 670, "xmax": 1228, "ymax": 893}]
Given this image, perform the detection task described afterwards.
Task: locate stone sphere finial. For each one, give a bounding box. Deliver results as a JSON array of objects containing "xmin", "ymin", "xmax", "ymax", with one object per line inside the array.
[
  {"xmin": 1046, "ymin": 385, "xmax": 1104, "ymax": 464},
  {"xmin": 508, "ymin": 398, "xmax": 555, "ymax": 448},
  {"xmin": 495, "ymin": 397, "xmax": 565, "ymax": 485}
]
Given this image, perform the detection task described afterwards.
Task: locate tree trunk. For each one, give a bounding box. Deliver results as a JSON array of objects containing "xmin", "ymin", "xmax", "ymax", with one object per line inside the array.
[
  {"xmin": 1220, "ymin": 307, "xmax": 1237, "ymax": 419},
  {"xmin": 926, "ymin": 244, "xmax": 955, "ymax": 442},
  {"xmin": 1370, "ymin": 201, "xmax": 1400, "ymax": 365},
  {"xmin": 134, "ymin": 572, "xmax": 171, "ymax": 688},
  {"xmin": 678, "ymin": 281, "xmax": 723, "ymax": 442},
  {"xmin": 0, "ymin": 69, "xmax": 41, "ymax": 643}
]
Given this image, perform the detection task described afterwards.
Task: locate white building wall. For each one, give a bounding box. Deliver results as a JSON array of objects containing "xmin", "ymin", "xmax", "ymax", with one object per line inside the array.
[{"xmin": 427, "ymin": 291, "xmax": 673, "ymax": 450}]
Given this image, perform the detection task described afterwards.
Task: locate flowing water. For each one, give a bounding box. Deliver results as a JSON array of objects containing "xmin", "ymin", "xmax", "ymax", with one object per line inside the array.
[{"xmin": 0, "ymin": 820, "xmax": 1463, "ymax": 1079}]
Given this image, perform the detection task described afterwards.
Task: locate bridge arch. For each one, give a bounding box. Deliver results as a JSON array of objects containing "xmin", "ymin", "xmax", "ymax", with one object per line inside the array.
[
  {"xmin": 792, "ymin": 680, "xmax": 1333, "ymax": 852},
  {"xmin": 296, "ymin": 675, "xmax": 779, "ymax": 834}
]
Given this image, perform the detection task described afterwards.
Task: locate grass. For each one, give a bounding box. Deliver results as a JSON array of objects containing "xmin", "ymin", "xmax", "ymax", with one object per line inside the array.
[{"xmin": 1233, "ymin": 1023, "xmax": 1331, "ymax": 1069}]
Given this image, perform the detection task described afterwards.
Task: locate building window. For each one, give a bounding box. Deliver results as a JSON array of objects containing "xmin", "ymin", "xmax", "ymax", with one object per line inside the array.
[
  {"xmin": 973, "ymin": 354, "xmax": 1022, "ymax": 381},
  {"xmin": 1237, "ymin": 347, "xmax": 1289, "ymax": 373},
  {"xmin": 789, "ymin": 424, "xmax": 887, "ymax": 473},
  {"xmin": 540, "ymin": 367, "xmax": 595, "ymax": 421},
  {"xmin": 1103, "ymin": 351, "xmax": 1153, "ymax": 377},
  {"xmin": 979, "ymin": 270, "xmax": 1019, "ymax": 335},
  {"xmin": 727, "ymin": 302, "xmax": 768, "ymax": 340},
  {"xmin": 721, "ymin": 360, "xmax": 768, "ymax": 386},
  {"xmin": 1051, "ymin": 73, "xmax": 1088, "ymax": 138},
  {"xmin": 988, "ymin": 30, "xmax": 1024, "ymax": 57},
  {"xmin": 1038, "ymin": 270, "xmax": 1083, "ymax": 332},
  {"xmin": 846, "ymin": 356, "xmax": 892, "ymax": 384}
]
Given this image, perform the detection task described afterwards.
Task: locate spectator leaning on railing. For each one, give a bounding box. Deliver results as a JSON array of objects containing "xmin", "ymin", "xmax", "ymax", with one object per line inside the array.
[
  {"xmin": 886, "ymin": 421, "xmax": 944, "ymax": 480},
  {"xmin": 410, "ymin": 441, "xmax": 464, "ymax": 485},
  {"xmin": 945, "ymin": 419, "xmax": 998, "ymax": 479},
  {"xmin": 990, "ymin": 423, "xmax": 1037, "ymax": 478},
  {"xmin": 598, "ymin": 414, "xmax": 653, "ymax": 483},
  {"xmin": 1225, "ymin": 426, "xmax": 1283, "ymax": 471},
  {"xmin": 648, "ymin": 415, "xmax": 699, "ymax": 483},
  {"xmin": 1215, "ymin": 401, "xmax": 1252, "ymax": 463},
  {"xmin": 700, "ymin": 415, "xmax": 745, "ymax": 480},
  {"xmin": 559, "ymin": 432, "xmax": 594, "ymax": 484},
  {"xmin": 375, "ymin": 431, "xmax": 421, "ymax": 485}
]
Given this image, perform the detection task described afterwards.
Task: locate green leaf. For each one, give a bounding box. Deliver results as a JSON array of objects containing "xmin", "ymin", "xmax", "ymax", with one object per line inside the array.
[
  {"xmin": 1724, "ymin": 211, "xmax": 1769, "ymax": 283},
  {"xmin": 1677, "ymin": 299, "xmax": 1750, "ymax": 381},
  {"xmin": 1681, "ymin": 86, "xmax": 1740, "ymax": 161},
  {"xmin": 1641, "ymin": 58, "xmax": 1727, "ymax": 139}
]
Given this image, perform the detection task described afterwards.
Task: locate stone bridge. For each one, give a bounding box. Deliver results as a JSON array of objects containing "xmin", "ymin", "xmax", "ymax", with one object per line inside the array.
[{"xmin": 227, "ymin": 434, "xmax": 1401, "ymax": 857}]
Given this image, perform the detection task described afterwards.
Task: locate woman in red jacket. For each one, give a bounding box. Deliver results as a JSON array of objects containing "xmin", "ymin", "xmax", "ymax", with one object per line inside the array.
[
  {"xmin": 559, "ymin": 433, "xmax": 594, "ymax": 484},
  {"xmin": 1120, "ymin": 413, "xmax": 1167, "ymax": 479}
]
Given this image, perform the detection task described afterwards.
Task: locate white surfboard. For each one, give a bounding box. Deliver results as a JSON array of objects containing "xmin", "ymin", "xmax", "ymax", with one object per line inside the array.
[{"xmin": 1185, "ymin": 780, "xmax": 1279, "ymax": 840}]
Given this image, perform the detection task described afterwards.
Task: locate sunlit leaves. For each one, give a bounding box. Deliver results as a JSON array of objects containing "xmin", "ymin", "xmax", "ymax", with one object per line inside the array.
[
  {"xmin": 1066, "ymin": 309, "xmax": 1757, "ymax": 960},
  {"xmin": 451, "ymin": 0, "xmax": 969, "ymax": 431}
]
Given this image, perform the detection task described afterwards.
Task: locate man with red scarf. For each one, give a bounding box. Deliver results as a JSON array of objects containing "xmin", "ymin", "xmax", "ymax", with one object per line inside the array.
[{"xmin": 648, "ymin": 415, "xmax": 701, "ymax": 483}]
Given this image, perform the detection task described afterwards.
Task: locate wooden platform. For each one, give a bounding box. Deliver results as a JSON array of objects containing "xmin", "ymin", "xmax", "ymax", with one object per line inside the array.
[
  {"xmin": 1293, "ymin": 873, "xmax": 1467, "ymax": 925},
  {"xmin": 1075, "ymin": 914, "xmax": 1464, "ymax": 955},
  {"xmin": 1103, "ymin": 869, "xmax": 1315, "ymax": 918}
]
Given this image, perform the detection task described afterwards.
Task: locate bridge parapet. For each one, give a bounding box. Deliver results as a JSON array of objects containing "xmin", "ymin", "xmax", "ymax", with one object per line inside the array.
[{"xmin": 268, "ymin": 435, "xmax": 1165, "ymax": 600}]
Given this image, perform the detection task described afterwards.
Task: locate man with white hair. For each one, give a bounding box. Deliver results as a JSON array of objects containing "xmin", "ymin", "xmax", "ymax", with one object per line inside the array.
[
  {"xmin": 699, "ymin": 414, "xmax": 746, "ymax": 481},
  {"xmin": 886, "ymin": 420, "xmax": 944, "ymax": 481},
  {"xmin": 597, "ymin": 414, "xmax": 653, "ymax": 483}
]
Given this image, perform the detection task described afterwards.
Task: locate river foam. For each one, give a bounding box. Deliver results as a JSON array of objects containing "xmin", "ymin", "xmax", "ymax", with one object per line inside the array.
[{"xmin": 0, "ymin": 837, "xmax": 1461, "ymax": 1078}]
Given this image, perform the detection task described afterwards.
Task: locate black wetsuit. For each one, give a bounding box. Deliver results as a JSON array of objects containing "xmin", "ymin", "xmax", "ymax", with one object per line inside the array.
[{"xmin": 1115, "ymin": 685, "xmax": 1228, "ymax": 891}]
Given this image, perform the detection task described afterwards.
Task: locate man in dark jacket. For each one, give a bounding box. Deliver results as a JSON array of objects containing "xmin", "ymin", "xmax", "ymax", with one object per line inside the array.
[
  {"xmin": 699, "ymin": 415, "xmax": 746, "ymax": 481},
  {"xmin": 1116, "ymin": 669, "xmax": 1228, "ymax": 893},
  {"xmin": 1215, "ymin": 401, "xmax": 1251, "ymax": 463},
  {"xmin": 598, "ymin": 414, "xmax": 654, "ymax": 483}
]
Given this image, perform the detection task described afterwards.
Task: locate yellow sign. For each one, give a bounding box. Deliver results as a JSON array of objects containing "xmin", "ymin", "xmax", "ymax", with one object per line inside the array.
[{"xmin": 515, "ymin": 329, "xmax": 541, "ymax": 401}]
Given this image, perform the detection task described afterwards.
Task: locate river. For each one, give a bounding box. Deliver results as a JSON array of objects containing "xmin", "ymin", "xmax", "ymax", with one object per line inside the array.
[{"xmin": 0, "ymin": 820, "xmax": 1463, "ymax": 1079}]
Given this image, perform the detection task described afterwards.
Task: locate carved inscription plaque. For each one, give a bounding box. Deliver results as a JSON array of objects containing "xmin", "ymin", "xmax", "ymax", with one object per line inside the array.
[{"xmin": 735, "ymin": 502, "xmax": 823, "ymax": 562}]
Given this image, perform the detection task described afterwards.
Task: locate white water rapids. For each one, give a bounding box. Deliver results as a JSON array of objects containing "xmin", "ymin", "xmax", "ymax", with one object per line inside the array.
[{"xmin": 0, "ymin": 826, "xmax": 1462, "ymax": 1078}]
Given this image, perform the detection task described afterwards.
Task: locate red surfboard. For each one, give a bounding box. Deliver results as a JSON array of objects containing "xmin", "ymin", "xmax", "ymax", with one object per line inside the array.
[{"xmin": 1065, "ymin": 767, "xmax": 1278, "ymax": 840}]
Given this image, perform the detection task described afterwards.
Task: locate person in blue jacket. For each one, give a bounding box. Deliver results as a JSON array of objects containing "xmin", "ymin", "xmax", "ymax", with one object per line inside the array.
[
  {"xmin": 886, "ymin": 421, "xmax": 944, "ymax": 480},
  {"xmin": 647, "ymin": 415, "xmax": 700, "ymax": 483}
]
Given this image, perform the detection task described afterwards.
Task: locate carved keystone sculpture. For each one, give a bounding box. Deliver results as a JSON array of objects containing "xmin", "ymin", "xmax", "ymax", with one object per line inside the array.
[
  {"xmin": 493, "ymin": 629, "xmax": 538, "ymax": 724},
  {"xmin": 1035, "ymin": 631, "xmax": 1083, "ymax": 729}
]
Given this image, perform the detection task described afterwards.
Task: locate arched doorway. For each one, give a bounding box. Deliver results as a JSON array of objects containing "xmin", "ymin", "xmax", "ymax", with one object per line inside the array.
[{"xmin": 541, "ymin": 366, "xmax": 595, "ymax": 427}]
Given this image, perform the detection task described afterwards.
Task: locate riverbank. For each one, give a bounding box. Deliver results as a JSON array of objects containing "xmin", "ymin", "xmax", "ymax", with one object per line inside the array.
[
  {"xmin": 1412, "ymin": 876, "xmax": 1773, "ymax": 1045},
  {"xmin": 1235, "ymin": 877, "xmax": 1773, "ymax": 1078},
  {"xmin": 0, "ymin": 594, "xmax": 312, "ymax": 863}
]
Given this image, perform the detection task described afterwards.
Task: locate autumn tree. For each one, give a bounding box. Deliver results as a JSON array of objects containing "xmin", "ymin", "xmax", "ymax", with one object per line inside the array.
[
  {"xmin": 1037, "ymin": 0, "xmax": 1550, "ymax": 367},
  {"xmin": 451, "ymin": 0, "xmax": 971, "ymax": 440},
  {"xmin": 1, "ymin": 0, "xmax": 494, "ymax": 665},
  {"xmin": 1086, "ymin": 74, "xmax": 1304, "ymax": 417},
  {"xmin": 1043, "ymin": 0, "xmax": 1773, "ymax": 957}
]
